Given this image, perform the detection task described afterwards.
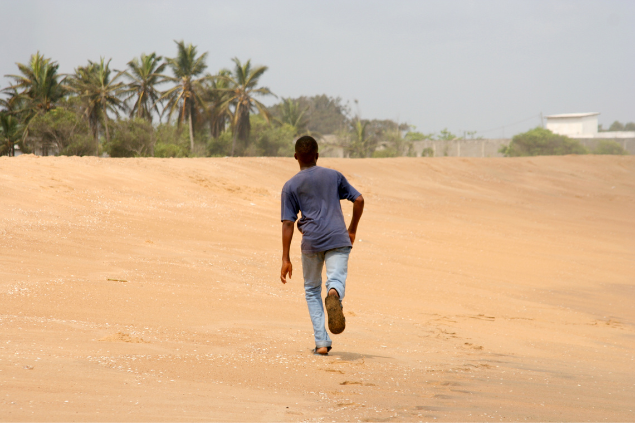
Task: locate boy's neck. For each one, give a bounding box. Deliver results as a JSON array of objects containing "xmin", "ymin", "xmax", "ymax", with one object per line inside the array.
[{"xmin": 299, "ymin": 161, "xmax": 317, "ymax": 171}]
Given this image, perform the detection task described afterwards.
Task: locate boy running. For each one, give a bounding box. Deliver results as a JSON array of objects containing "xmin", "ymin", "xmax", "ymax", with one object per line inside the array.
[{"xmin": 280, "ymin": 136, "xmax": 365, "ymax": 356}]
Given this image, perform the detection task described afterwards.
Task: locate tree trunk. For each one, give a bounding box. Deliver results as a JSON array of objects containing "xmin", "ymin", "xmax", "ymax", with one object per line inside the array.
[
  {"xmin": 93, "ymin": 130, "xmax": 99, "ymax": 156},
  {"xmin": 104, "ymin": 121, "xmax": 110, "ymax": 143},
  {"xmin": 237, "ymin": 109, "xmax": 251, "ymax": 143},
  {"xmin": 103, "ymin": 119, "xmax": 110, "ymax": 157},
  {"xmin": 188, "ymin": 111, "xmax": 194, "ymax": 152},
  {"xmin": 102, "ymin": 105, "xmax": 110, "ymax": 157},
  {"xmin": 231, "ymin": 126, "xmax": 237, "ymax": 157}
]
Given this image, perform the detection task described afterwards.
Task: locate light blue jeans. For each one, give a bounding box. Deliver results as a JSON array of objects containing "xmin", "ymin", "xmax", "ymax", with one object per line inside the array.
[{"xmin": 301, "ymin": 246, "xmax": 352, "ymax": 348}]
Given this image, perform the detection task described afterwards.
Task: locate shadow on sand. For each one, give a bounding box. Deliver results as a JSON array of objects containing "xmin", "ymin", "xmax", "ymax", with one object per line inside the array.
[{"xmin": 329, "ymin": 351, "xmax": 391, "ymax": 361}]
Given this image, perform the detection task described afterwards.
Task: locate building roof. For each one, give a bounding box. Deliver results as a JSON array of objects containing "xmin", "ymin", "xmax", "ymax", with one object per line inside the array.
[{"xmin": 545, "ymin": 112, "xmax": 600, "ymax": 119}]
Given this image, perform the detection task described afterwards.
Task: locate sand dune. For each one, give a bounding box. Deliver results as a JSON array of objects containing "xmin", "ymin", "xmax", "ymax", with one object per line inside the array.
[{"xmin": 1, "ymin": 154, "xmax": 633, "ymax": 421}]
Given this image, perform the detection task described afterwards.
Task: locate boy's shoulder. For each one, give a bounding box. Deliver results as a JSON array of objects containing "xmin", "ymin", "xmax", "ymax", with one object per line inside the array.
[{"xmin": 283, "ymin": 166, "xmax": 341, "ymax": 190}]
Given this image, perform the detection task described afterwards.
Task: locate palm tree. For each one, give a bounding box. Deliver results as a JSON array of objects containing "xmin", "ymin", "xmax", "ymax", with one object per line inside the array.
[
  {"xmin": 160, "ymin": 41, "xmax": 211, "ymax": 151},
  {"xmin": 2, "ymin": 52, "xmax": 66, "ymax": 125},
  {"xmin": 220, "ymin": 58, "xmax": 275, "ymax": 156},
  {"xmin": 347, "ymin": 119, "xmax": 375, "ymax": 158},
  {"xmin": 68, "ymin": 64, "xmax": 101, "ymax": 141},
  {"xmin": 0, "ymin": 87, "xmax": 25, "ymax": 115},
  {"xmin": 274, "ymin": 98, "xmax": 309, "ymax": 135},
  {"xmin": 0, "ymin": 113, "xmax": 21, "ymax": 156},
  {"xmin": 68, "ymin": 58, "xmax": 127, "ymax": 149},
  {"xmin": 124, "ymin": 53, "xmax": 167, "ymax": 121},
  {"xmin": 201, "ymin": 69, "xmax": 233, "ymax": 138}
]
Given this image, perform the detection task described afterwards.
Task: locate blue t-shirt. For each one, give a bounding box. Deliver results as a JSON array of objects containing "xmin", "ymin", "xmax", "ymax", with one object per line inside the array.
[{"xmin": 281, "ymin": 166, "xmax": 361, "ymax": 253}]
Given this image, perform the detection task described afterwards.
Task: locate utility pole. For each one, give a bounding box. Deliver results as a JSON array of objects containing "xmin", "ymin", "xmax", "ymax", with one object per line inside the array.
[{"xmin": 540, "ymin": 112, "xmax": 544, "ymax": 128}]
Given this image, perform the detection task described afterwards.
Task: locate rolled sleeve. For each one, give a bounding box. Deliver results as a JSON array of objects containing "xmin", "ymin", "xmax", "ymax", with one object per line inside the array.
[
  {"xmin": 281, "ymin": 190, "xmax": 299, "ymax": 222},
  {"xmin": 337, "ymin": 173, "xmax": 361, "ymax": 202}
]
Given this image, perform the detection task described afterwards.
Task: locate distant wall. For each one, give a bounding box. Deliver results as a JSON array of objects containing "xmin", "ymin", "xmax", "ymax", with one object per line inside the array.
[
  {"xmin": 412, "ymin": 139, "xmax": 509, "ymax": 158},
  {"xmin": 309, "ymin": 135, "xmax": 634, "ymax": 159},
  {"xmin": 319, "ymin": 144, "xmax": 345, "ymax": 158},
  {"xmin": 574, "ymin": 138, "xmax": 635, "ymax": 155},
  {"xmin": 319, "ymin": 138, "xmax": 511, "ymax": 158},
  {"xmin": 319, "ymin": 135, "xmax": 345, "ymax": 158}
]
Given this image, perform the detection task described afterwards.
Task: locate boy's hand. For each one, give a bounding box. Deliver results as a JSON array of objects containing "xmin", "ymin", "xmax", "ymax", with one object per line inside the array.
[
  {"xmin": 348, "ymin": 230, "xmax": 356, "ymax": 245},
  {"xmin": 280, "ymin": 260, "xmax": 293, "ymax": 284}
]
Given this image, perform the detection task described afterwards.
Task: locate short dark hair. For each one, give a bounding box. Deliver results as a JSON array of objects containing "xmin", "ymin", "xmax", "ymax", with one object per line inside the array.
[{"xmin": 295, "ymin": 135, "xmax": 318, "ymax": 163}]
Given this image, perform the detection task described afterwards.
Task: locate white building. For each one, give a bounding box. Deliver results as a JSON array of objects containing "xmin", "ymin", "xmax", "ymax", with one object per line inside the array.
[
  {"xmin": 545, "ymin": 112, "xmax": 600, "ymax": 138},
  {"xmin": 546, "ymin": 112, "xmax": 635, "ymax": 140}
]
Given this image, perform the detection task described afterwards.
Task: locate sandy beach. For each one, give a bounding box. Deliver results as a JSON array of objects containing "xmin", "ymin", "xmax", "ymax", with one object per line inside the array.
[{"xmin": 0, "ymin": 155, "xmax": 633, "ymax": 421}]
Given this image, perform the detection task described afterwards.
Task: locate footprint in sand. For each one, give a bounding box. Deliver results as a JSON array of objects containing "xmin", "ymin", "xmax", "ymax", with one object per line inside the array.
[
  {"xmin": 98, "ymin": 332, "xmax": 148, "ymax": 343},
  {"xmin": 340, "ymin": 381, "xmax": 376, "ymax": 386},
  {"xmin": 463, "ymin": 342, "xmax": 484, "ymax": 350}
]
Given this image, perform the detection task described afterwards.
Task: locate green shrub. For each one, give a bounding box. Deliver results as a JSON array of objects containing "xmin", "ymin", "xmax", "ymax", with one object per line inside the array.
[
  {"xmin": 63, "ymin": 133, "xmax": 95, "ymax": 156},
  {"xmin": 248, "ymin": 114, "xmax": 295, "ymax": 156},
  {"xmin": 155, "ymin": 143, "xmax": 189, "ymax": 158},
  {"xmin": 499, "ymin": 127, "xmax": 588, "ymax": 157},
  {"xmin": 404, "ymin": 131, "xmax": 428, "ymax": 141},
  {"xmin": 592, "ymin": 140, "xmax": 628, "ymax": 155},
  {"xmin": 29, "ymin": 108, "xmax": 95, "ymax": 156},
  {"xmin": 207, "ymin": 131, "xmax": 232, "ymax": 157},
  {"xmin": 372, "ymin": 147, "xmax": 398, "ymax": 158},
  {"xmin": 154, "ymin": 124, "xmax": 190, "ymax": 158},
  {"xmin": 421, "ymin": 147, "xmax": 434, "ymax": 157},
  {"xmin": 104, "ymin": 118, "xmax": 156, "ymax": 157}
]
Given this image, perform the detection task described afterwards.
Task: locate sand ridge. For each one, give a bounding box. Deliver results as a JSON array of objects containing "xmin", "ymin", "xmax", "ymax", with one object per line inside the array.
[{"xmin": 0, "ymin": 155, "xmax": 633, "ymax": 421}]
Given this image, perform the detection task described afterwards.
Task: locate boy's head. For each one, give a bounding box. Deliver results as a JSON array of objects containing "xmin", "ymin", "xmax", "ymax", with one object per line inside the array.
[{"xmin": 294, "ymin": 135, "xmax": 319, "ymax": 165}]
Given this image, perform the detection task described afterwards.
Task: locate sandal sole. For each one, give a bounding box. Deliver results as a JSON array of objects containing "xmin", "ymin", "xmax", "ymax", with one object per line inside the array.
[{"xmin": 325, "ymin": 295, "xmax": 346, "ymax": 334}]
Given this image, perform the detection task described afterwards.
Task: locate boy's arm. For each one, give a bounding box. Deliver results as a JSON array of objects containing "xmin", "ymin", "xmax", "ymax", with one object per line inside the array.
[
  {"xmin": 280, "ymin": 220, "xmax": 295, "ymax": 284},
  {"xmin": 348, "ymin": 195, "xmax": 364, "ymax": 244}
]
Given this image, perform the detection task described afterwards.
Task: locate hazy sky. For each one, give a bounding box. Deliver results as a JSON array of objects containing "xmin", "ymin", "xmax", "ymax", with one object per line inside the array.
[{"xmin": 1, "ymin": 0, "xmax": 634, "ymax": 137}]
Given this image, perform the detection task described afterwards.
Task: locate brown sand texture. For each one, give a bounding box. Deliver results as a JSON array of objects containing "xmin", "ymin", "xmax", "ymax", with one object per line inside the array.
[{"xmin": 1, "ymin": 155, "xmax": 633, "ymax": 422}]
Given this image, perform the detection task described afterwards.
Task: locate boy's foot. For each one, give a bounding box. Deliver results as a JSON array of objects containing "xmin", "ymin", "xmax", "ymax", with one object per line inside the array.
[
  {"xmin": 325, "ymin": 289, "xmax": 346, "ymax": 334},
  {"xmin": 313, "ymin": 346, "xmax": 330, "ymax": 355}
]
